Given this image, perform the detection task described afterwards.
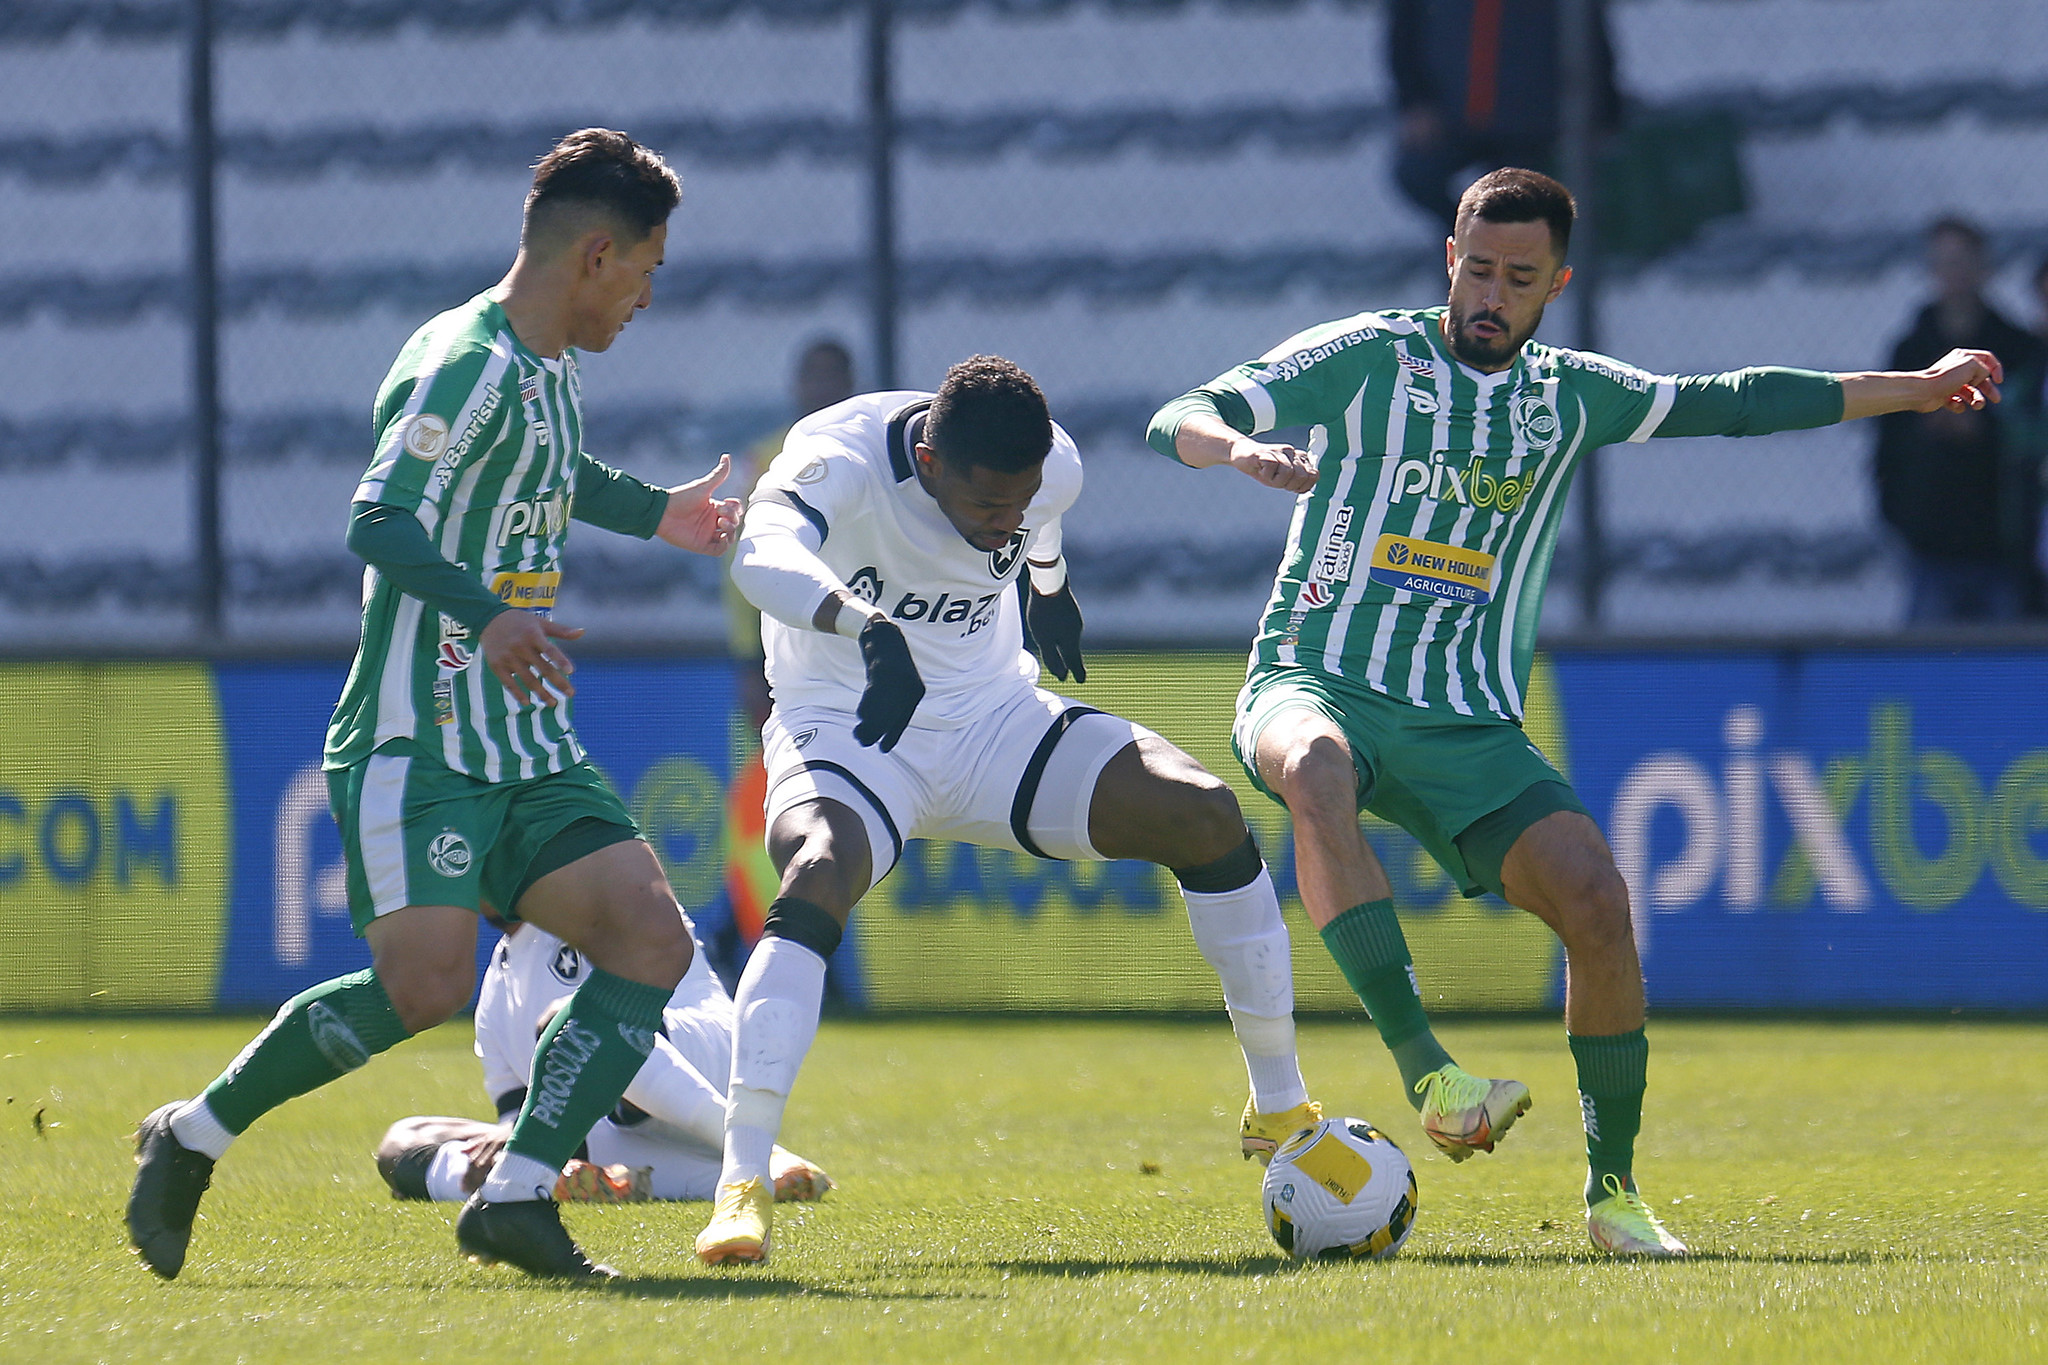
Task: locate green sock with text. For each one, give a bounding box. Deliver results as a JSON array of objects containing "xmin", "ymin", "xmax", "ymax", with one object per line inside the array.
[
  {"xmin": 1570, "ymin": 1028, "xmax": 1649, "ymax": 1205},
  {"xmin": 501, "ymin": 966, "xmax": 670, "ymax": 1173},
  {"xmin": 1319, "ymin": 899, "xmax": 1454, "ymax": 1110}
]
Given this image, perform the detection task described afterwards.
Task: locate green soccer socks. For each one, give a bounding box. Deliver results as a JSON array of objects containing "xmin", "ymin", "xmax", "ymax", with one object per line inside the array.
[
  {"xmin": 1319, "ymin": 899, "xmax": 1455, "ymax": 1110},
  {"xmin": 172, "ymin": 969, "xmax": 412, "ymax": 1157},
  {"xmin": 480, "ymin": 966, "xmax": 670, "ymax": 1201},
  {"xmin": 1570, "ymin": 1027, "xmax": 1649, "ymax": 1205}
]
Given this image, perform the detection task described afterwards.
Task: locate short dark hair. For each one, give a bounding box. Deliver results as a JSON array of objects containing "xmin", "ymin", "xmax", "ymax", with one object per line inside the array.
[
  {"xmin": 1455, "ymin": 167, "xmax": 1577, "ymax": 261},
  {"xmin": 1928, "ymin": 216, "xmax": 1987, "ymax": 254},
  {"xmin": 924, "ymin": 355, "xmax": 1053, "ymax": 474},
  {"xmin": 524, "ymin": 128, "xmax": 681, "ymax": 251}
]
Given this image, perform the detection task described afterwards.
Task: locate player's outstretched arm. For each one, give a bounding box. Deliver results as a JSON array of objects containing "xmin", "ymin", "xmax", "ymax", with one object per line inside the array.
[
  {"xmin": 1158, "ymin": 408, "xmax": 1318, "ymax": 493},
  {"xmin": 1838, "ymin": 348, "xmax": 2003, "ymax": 421}
]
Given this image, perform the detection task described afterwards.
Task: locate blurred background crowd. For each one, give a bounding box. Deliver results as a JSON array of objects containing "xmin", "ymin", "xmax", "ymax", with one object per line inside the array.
[{"xmin": 6, "ymin": 0, "xmax": 2048, "ymax": 651}]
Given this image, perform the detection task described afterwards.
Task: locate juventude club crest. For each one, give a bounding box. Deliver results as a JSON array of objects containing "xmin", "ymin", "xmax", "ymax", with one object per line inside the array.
[
  {"xmin": 426, "ymin": 830, "xmax": 472, "ymax": 878},
  {"xmin": 1512, "ymin": 393, "xmax": 1561, "ymax": 453}
]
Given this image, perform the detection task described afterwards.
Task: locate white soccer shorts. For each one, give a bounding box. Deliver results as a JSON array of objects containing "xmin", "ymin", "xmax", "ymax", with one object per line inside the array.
[{"xmin": 760, "ymin": 683, "xmax": 1151, "ymax": 886}]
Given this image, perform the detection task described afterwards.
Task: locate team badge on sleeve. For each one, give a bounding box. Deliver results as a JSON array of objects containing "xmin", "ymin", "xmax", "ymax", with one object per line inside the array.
[{"xmin": 403, "ymin": 413, "xmax": 450, "ymax": 460}]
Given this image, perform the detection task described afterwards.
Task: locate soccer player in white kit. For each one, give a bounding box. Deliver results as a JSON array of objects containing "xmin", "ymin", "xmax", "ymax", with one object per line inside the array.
[
  {"xmin": 374, "ymin": 913, "xmax": 830, "ymax": 1205},
  {"xmin": 694, "ymin": 355, "xmax": 1319, "ymax": 1264}
]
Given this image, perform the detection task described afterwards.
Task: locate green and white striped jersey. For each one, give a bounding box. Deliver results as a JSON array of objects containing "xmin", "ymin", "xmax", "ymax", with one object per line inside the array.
[
  {"xmin": 326, "ymin": 293, "xmax": 590, "ymax": 780},
  {"xmin": 1159, "ymin": 306, "xmax": 1841, "ymax": 723}
]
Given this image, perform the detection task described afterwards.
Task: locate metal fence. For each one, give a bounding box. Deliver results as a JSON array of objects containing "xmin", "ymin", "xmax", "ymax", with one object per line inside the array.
[{"xmin": 5, "ymin": 0, "xmax": 2047, "ymax": 649}]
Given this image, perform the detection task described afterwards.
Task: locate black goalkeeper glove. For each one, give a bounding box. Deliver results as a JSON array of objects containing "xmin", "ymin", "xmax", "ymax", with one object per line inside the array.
[
  {"xmin": 1025, "ymin": 581, "xmax": 1087, "ymax": 683},
  {"xmin": 852, "ymin": 616, "xmax": 924, "ymax": 752}
]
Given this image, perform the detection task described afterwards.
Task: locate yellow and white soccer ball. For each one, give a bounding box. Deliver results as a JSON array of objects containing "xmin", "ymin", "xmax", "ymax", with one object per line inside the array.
[{"xmin": 1262, "ymin": 1116, "xmax": 1419, "ymax": 1261}]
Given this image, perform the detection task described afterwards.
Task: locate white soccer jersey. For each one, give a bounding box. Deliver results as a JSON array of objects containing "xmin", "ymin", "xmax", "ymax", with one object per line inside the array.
[
  {"xmin": 746, "ymin": 391, "xmax": 1083, "ymax": 724},
  {"xmin": 473, "ymin": 916, "xmax": 733, "ymax": 1117}
]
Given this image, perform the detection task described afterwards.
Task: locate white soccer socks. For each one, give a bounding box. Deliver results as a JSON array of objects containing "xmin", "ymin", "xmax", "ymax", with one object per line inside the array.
[
  {"xmin": 1181, "ymin": 866, "xmax": 1310, "ymax": 1113},
  {"xmin": 623, "ymin": 1032, "xmax": 733, "ymax": 1150},
  {"xmin": 721, "ymin": 936, "xmax": 829, "ymax": 1189}
]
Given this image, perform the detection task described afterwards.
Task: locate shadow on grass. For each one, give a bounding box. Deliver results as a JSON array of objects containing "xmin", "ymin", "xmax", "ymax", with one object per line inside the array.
[
  {"xmin": 607, "ymin": 1275, "xmax": 988, "ymax": 1302},
  {"xmin": 988, "ymin": 1248, "xmax": 1901, "ymax": 1275},
  {"xmin": 992, "ymin": 1256, "xmax": 1296, "ymax": 1278},
  {"xmin": 1404, "ymin": 1248, "xmax": 1900, "ymax": 1267}
]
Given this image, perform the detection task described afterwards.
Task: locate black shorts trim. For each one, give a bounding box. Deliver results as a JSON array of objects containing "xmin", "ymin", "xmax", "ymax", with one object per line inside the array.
[
  {"xmin": 795, "ymin": 759, "xmax": 905, "ymax": 865},
  {"xmin": 1009, "ymin": 706, "xmax": 1103, "ymax": 860},
  {"xmin": 509, "ymin": 816, "xmax": 638, "ymax": 918}
]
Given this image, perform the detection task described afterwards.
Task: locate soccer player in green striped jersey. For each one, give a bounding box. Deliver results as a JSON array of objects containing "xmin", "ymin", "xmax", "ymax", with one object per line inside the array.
[
  {"xmin": 128, "ymin": 129, "xmax": 743, "ymax": 1282},
  {"xmin": 1150, "ymin": 168, "xmax": 2004, "ymax": 1257}
]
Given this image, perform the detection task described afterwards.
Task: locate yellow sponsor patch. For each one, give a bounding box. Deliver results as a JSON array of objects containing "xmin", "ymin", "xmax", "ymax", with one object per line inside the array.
[
  {"xmin": 1288, "ymin": 1130, "xmax": 1373, "ymax": 1205},
  {"xmin": 1368, "ymin": 533, "xmax": 1495, "ymax": 606},
  {"xmin": 490, "ymin": 570, "xmax": 560, "ymax": 615}
]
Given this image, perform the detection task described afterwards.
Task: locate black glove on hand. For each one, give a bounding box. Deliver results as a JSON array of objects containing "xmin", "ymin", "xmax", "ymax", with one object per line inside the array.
[
  {"xmin": 1025, "ymin": 581, "xmax": 1087, "ymax": 683},
  {"xmin": 852, "ymin": 616, "xmax": 924, "ymax": 752}
]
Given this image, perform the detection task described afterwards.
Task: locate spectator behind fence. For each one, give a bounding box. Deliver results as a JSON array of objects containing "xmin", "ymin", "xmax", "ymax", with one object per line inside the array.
[
  {"xmin": 1387, "ymin": 0, "xmax": 1620, "ymax": 232},
  {"xmin": 1874, "ymin": 219, "xmax": 2045, "ymax": 623}
]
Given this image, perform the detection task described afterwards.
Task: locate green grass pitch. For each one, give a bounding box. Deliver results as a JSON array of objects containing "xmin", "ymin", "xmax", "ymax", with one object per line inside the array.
[{"xmin": 1, "ymin": 1016, "xmax": 2042, "ymax": 1363}]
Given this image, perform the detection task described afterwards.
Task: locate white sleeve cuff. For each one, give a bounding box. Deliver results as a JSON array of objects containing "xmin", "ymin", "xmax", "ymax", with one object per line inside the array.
[{"xmin": 1028, "ymin": 557, "xmax": 1068, "ymax": 594}]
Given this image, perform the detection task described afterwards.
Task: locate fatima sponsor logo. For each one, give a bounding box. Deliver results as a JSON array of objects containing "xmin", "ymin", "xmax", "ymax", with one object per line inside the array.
[{"xmin": 527, "ymin": 1016, "xmax": 606, "ymax": 1128}]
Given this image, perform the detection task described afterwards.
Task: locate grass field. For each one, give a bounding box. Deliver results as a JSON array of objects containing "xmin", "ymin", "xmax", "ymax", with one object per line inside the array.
[{"xmin": 1, "ymin": 1016, "xmax": 2042, "ymax": 1364}]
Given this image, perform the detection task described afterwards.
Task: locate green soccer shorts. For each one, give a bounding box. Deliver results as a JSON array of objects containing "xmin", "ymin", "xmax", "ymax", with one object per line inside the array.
[
  {"xmin": 1231, "ymin": 664, "xmax": 1587, "ymax": 899},
  {"xmin": 326, "ymin": 738, "xmax": 640, "ymax": 935}
]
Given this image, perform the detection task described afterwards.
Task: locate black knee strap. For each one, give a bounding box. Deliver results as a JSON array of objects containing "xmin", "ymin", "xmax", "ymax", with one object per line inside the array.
[
  {"xmin": 1172, "ymin": 831, "xmax": 1264, "ymax": 894},
  {"xmin": 763, "ymin": 894, "xmax": 844, "ymax": 960}
]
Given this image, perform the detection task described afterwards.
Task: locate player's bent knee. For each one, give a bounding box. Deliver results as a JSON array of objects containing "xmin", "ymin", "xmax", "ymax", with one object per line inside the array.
[
  {"xmin": 1275, "ymin": 738, "xmax": 1359, "ymax": 827},
  {"xmin": 1170, "ymin": 781, "xmax": 1251, "ymax": 867}
]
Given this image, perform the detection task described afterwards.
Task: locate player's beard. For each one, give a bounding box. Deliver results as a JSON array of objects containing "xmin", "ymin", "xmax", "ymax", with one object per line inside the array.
[{"xmin": 1445, "ymin": 303, "xmax": 1541, "ymax": 370}]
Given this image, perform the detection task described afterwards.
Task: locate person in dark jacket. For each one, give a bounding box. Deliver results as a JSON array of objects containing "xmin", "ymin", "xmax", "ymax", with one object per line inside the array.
[
  {"xmin": 1874, "ymin": 218, "xmax": 2046, "ymax": 623},
  {"xmin": 1387, "ymin": 0, "xmax": 1621, "ymax": 231}
]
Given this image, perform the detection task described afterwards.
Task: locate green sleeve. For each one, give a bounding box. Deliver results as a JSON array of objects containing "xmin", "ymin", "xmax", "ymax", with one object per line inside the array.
[
  {"xmin": 357, "ymin": 342, "xmax": 496, "ymax": 513},
  {"xmin": 1146, "ymin": 315, "xmax": 1387, "ymax": 460},
  {"xmin": 346, "ymin": 502, "xmax": 510, "ymax": 631},
  {"xmin": 1652, "ymin": 368, "xmax": 1845, "ymax": 439},
  {"xmin": 1146, "ymin": 390, "xmax": 1254, "ymax": 463},
  {"xmin": 572, "ymin": 453, "xmax": 670, "ymax": 538}
]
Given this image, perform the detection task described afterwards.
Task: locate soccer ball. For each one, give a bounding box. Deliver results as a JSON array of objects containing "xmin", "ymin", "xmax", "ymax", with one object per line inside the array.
[{"xmin": 1261, "ymin": 1116, "xmax": 1418, "ymax": 1261}]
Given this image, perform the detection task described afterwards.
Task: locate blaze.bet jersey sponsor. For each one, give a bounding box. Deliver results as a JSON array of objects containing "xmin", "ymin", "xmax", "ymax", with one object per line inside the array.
[
  {"xmin": 749, "ymin": 391, "xmax": 1082, "ymax": 724},
  {"xmin": 1206, "ymin": 306, "xmax": 1680, "ymax": 723},
  {"xmin": 326, "ymin": 293, "xmax": 587, "ymax": 780}
]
